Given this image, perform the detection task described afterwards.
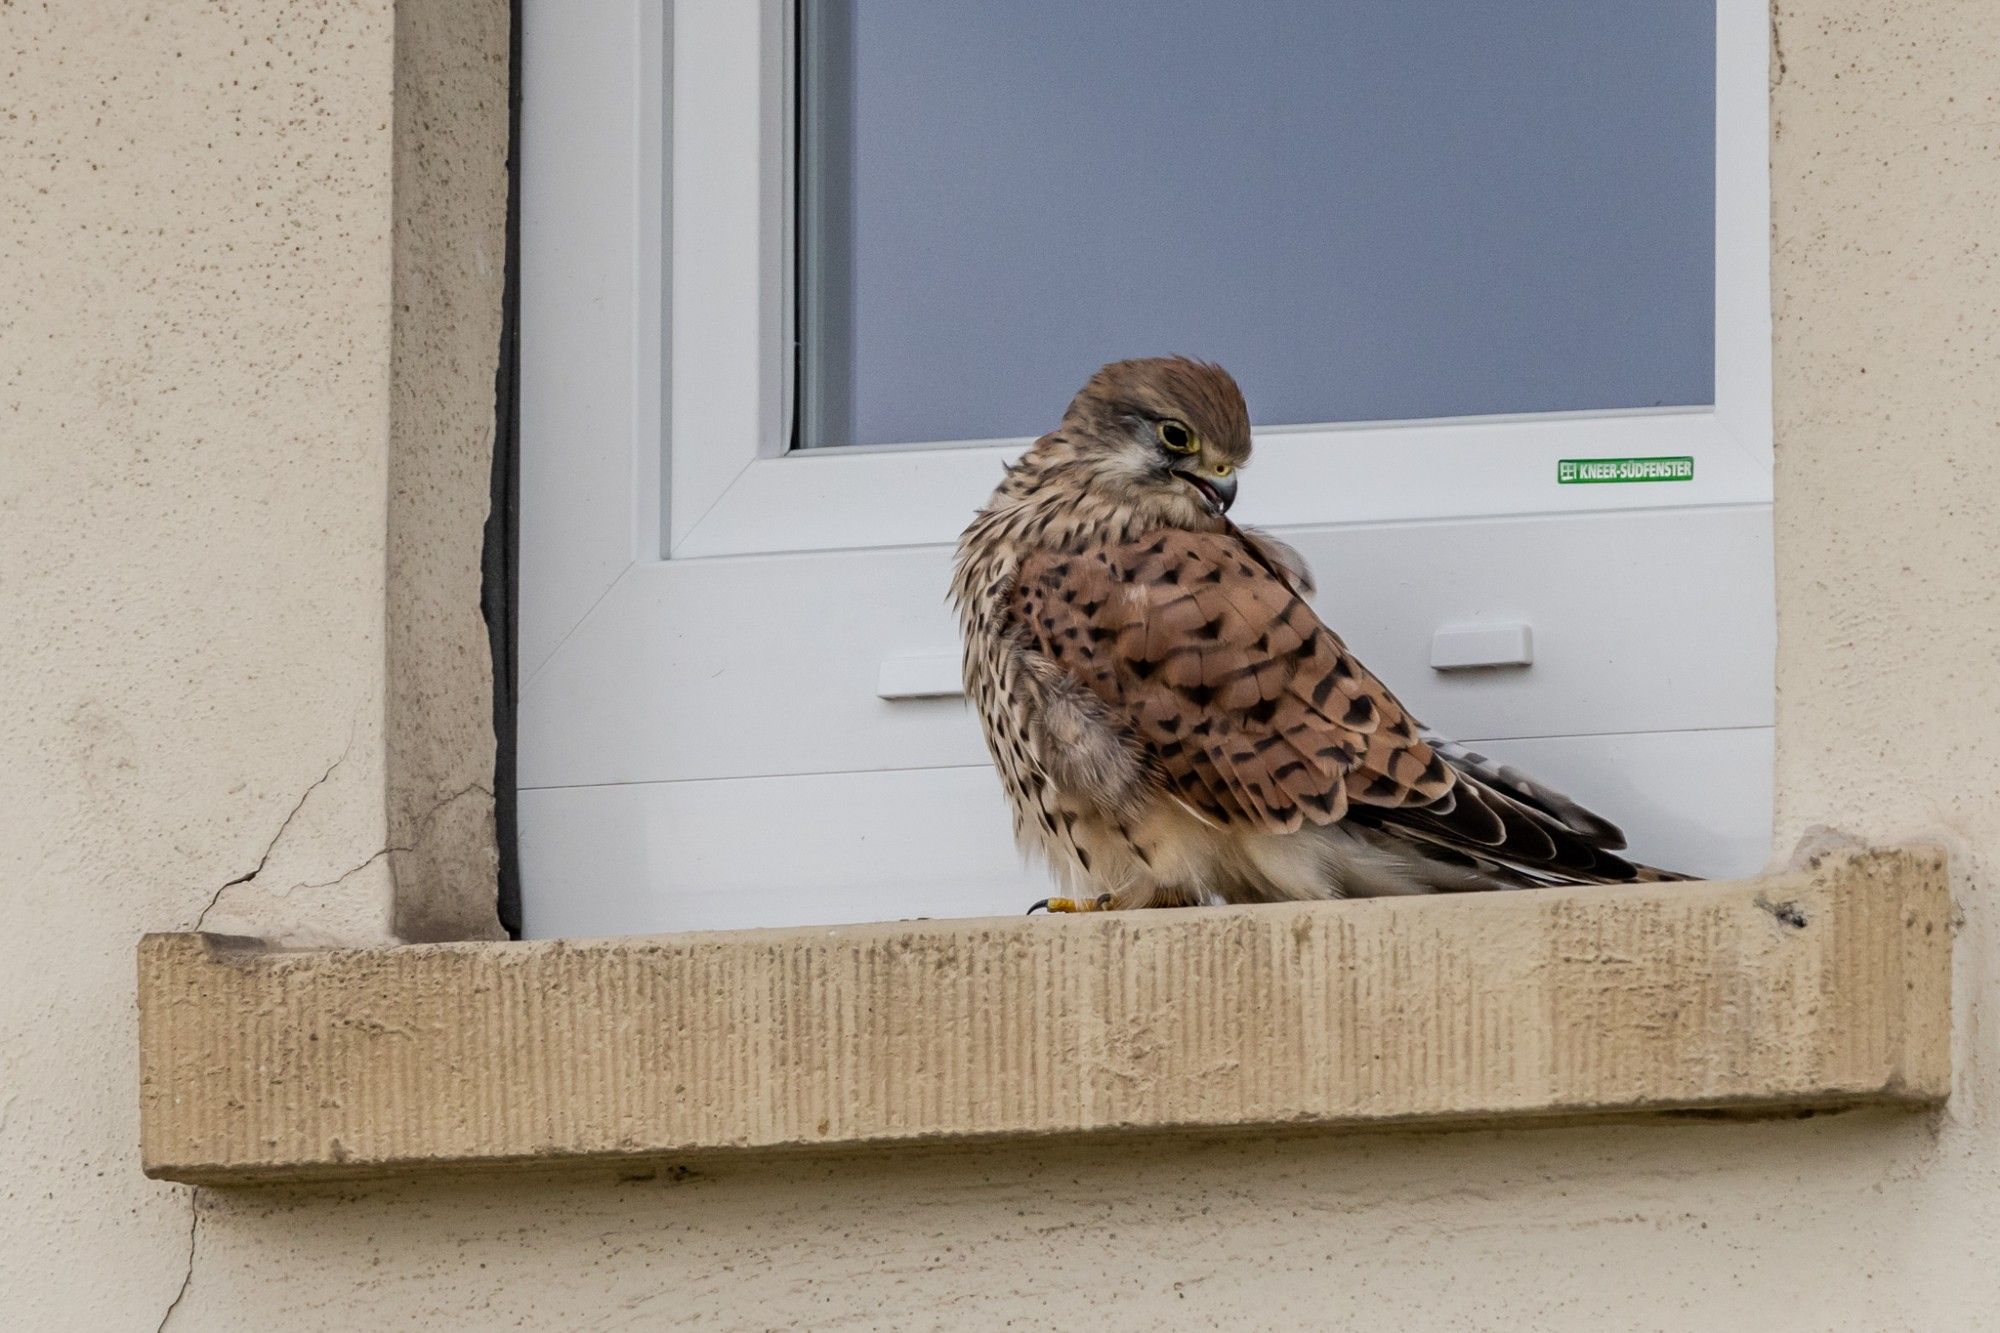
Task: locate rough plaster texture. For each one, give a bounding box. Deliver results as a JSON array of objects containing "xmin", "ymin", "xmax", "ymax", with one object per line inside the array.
[
  {"xmin": 2, "ymin": 0, "xmax": 1999, "ymax": 1330},
  {"xmin": 137, "ymin": 850, "xmax": 1951, "ymax": 1183},
  {"xmin": 386, "ymin": 0, "xmax": 507, "ymax": 945},
  {"xmin": 1, "ymin": 3, "xmax": 403, "ymax": 1328}
]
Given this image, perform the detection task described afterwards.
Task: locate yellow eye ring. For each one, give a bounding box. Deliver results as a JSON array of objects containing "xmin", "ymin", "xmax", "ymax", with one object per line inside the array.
[
  {"xmin": 1211, "ymin": 462, "xmax": 1233, "ymax": 477},
  {"xmin": 1156, "ymin": 419, "xmax": 1198, "ymax": 453}
]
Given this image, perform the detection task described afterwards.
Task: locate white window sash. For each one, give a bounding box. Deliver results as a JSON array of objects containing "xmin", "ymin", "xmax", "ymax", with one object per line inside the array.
[{"xmin": 667, "ymin": 0, "xmax": 1770, "ymax": 563}]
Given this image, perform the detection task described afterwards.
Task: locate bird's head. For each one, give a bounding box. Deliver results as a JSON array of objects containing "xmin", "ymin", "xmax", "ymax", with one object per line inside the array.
[{"xmin": 1055, "ymin": 356, "xmax": 1251, "ymax": 526}]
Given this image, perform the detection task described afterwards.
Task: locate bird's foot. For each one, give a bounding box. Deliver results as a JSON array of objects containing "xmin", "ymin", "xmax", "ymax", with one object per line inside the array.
[{"xmin": 1026, "ymin": 893, "xmax": 1116, "ymax": 915}]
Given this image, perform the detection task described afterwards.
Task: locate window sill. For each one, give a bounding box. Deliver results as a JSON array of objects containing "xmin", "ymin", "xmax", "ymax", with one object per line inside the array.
[{"xmin": 138, "ymin": 847, "xmax": 1950, "ymax": 1185}]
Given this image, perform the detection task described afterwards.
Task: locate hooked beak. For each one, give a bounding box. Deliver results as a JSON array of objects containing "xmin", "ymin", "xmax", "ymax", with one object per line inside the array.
[{"xmin": 1172, "ymin": 461, "xmax": 1237, "ymax": 515}]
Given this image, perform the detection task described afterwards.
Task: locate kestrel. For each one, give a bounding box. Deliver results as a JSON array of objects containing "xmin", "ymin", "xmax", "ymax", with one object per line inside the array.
[{"xmin": 951, "ymin": 357, "xmax": 1686, "ymax": 912}]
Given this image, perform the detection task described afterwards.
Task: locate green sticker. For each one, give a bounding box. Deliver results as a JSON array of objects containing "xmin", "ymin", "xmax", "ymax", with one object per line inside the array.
[{"xmin": 1557, "ymin": 456, "xmax": 1694, "ymax": 484}]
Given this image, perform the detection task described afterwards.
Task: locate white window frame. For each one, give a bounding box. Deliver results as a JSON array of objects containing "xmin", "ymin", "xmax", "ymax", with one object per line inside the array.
[{"xmin": 524, "ymin": 0, "xmax": 1770, "ymax": 677}]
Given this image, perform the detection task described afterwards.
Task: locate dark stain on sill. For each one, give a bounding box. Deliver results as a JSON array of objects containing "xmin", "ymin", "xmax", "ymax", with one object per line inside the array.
[{"xmin": 1754, "ymin": 894, "xmax": 1810, "ymax": 930}]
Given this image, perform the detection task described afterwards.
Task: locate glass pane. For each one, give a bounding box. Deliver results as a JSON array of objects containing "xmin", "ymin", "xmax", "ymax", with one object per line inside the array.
[{"xmin": 798, "ymin": 0, "xmax": 1715, "ymax": 449}]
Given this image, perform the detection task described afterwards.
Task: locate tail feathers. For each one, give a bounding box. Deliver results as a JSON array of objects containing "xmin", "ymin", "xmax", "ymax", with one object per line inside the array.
[
  {"xmin": 1353, "ymin": 771, "xmax": 1695, "ymax": 889},
  {"xmin": 1400, "ymin": 837, "xmax": 1693, "ymax": 890},
  {"xmin": 1378, "ymin": 731, "xmax": 1700, "ymax": 886},
  {"xmin": 1419, "ymin": 732, "xmax": 1629, "ymax": 850}
]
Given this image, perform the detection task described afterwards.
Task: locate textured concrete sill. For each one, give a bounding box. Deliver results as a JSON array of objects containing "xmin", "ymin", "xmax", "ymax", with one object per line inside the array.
[{"xmin": 138, "ymin": 847, "xmax": 1950, "ymax": 1185}]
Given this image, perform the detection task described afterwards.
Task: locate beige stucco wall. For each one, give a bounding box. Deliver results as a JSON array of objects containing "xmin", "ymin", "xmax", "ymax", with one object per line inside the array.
[
  {"xmin": 2, "ymin": 0, "xmax": 1996, "ymax": 1328},
  {"xmin": 3, "ymin": 4, "xmax": 402, "ymax": 1324}
]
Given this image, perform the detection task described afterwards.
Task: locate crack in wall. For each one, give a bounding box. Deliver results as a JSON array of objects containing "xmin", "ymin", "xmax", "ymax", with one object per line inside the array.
[
  {"xmin": 377, "ymin": 781, "xmax": 494, "ymax": 876},
  {"xmin": 385, "ymin": 780, "xmax": 494, "ymax": 860},
  {"xmin": 192, "ymin": 762, "xmax": 493, "ymax": 934},
  {"xmin": 294, "ymin": 845, "xmax": 407, "ymax": 893},
  {"xmin": 192, "ymin": 746, "xmax": 350, "ymax": 931},
  {"xmin": 154, "ymin": 1187, "xmax": 198, "ymax": 1333},
  {"xmin": 417, "ymin": 780, "xmax": 494, "ymax": 827},
  {"xmin": 299, "ymin": 782, "xmax": 494, "ymax": 893},
  {"xmin": 387, "ymin": 779, "xmax": 504, "ymax": 941}
]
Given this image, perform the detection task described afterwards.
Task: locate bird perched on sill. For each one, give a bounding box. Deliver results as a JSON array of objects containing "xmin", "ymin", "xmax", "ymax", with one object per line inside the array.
[{"xmin": 951, "ymin": 356, "xmax": 1687, "ymax": 912}]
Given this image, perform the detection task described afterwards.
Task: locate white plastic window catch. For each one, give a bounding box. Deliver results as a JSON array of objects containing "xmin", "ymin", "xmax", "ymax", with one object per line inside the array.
[
  {"xmin": 876, "ymin": 654, "xmax": 965, "ymax": 700},
  {"xmin": 1429, "ymin": 622, "xmax": 1535, "ymax": 671}
]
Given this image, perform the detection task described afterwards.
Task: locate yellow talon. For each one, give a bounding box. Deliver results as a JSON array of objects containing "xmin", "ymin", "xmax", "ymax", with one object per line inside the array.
[{"xmin": 1027, "ymin": 894, "xmax": 1116, "ymax": 914}]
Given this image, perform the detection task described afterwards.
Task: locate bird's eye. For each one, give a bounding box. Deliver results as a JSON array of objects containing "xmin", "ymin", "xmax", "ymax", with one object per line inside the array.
[{"xmin": 1156, "ymin": 420, "xmax": 1197, "ymax": 454}]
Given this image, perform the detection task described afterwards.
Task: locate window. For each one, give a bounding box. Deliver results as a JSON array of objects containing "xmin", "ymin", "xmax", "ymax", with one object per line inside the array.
[
  {"xmin": 519, "ymin": 0, "xmax": 1772, "ymax": 937},
  {"xmin": 796, "ymin": 1, "xmax": 1716, "ymax": 448}
]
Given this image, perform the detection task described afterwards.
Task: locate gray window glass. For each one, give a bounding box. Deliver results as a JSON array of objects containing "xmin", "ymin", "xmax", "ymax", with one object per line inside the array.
[{"xmin": 798, "ymin": 1, "xmax": 1715, "ymax": 448}]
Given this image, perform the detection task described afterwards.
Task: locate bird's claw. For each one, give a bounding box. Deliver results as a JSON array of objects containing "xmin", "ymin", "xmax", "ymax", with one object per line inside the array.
[{"xmin": 1026, "ymin": 894, "xmax": 1116, "ymax": 915}]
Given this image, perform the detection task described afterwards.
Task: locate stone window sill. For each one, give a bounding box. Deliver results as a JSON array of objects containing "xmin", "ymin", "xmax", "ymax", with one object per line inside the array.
[{"xmin": 138, "ymin": 847, "xmax": 1950, "ymax": 1185}]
